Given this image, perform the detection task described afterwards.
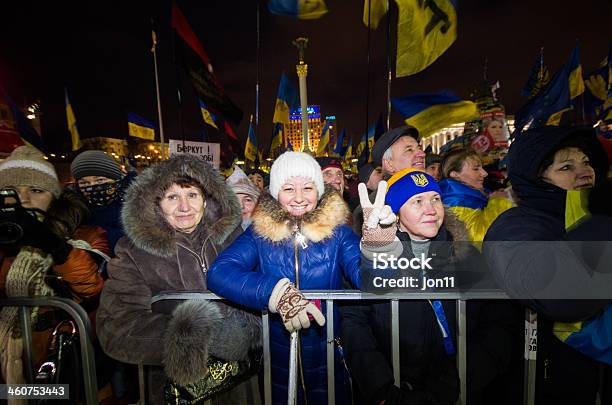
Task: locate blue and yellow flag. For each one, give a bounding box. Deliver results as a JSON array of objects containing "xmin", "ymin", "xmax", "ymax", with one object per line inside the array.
[
  {"xmin": 198, "ymin": 99, "xmax": 219, "ymax": 129},
  {"xmin": 273, "ymin": 73, "xmax": 300, "ymax": 125},
  {"xmin": 316, "ymin": 120, "xmax": 331, "ymax": 156},
  {"xmin": 355, "ymin": 132, "xmax": 367, "ymax": 159},
  {"xmin": 392, "ymin": 91, "xmax": 478, "ymax": 138},
  {"xmin": 344, "ymin": 137, "xmax": 353, "ymax": 158},
  {"xmin": 128, "ymin": 112, "xmax": 155, "ymax": 141},
  {"xmin": 522, "ymin": 51, "xmax": 550, "ymax": 99},
  {"xmin": 332, "ymin": 128, "xmax": 347, "ymax": 157},
  {"xmin": 268, "ymin": 0, "xmax": 328, "ymax": 19},
  {"xmin": 515, "ymin": 45, "xmax": 585, "ymax": 132},
  {"xmin": 395, "ymin": 0, "xmax": 457, "ymax": 77},
  {"xmin": 269, "ymin": 123, "xmax": 285, "ymax": 159},
  {"xmin": 584, "ymin": 45, "xmax": 612, "ymax": 123},
  {"xmin": 244, "ymin": 115, "xmax": 258, "ymax": 162},
  {"xmin": 357, "ymin": 121, "xmax": 379, "ymax": 165},
  {"xmin": 65, "ymin": 88, "xmax": 81, "ymax": 151}
]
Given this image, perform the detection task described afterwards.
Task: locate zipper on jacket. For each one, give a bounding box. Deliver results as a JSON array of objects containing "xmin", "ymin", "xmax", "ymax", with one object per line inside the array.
[
  {"xmin": 176, "ymin": 242, "xmax": 207, "ymax": 273},
  {"xmin": 543, "ymin": 358, "xmax": 549, "ymax": 380}
]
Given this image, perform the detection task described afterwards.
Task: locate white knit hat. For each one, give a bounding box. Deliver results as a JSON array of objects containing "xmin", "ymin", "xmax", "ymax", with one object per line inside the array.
[{"xmin": 268, "ymin": 151, "xmax": 325, "ymax": 200}]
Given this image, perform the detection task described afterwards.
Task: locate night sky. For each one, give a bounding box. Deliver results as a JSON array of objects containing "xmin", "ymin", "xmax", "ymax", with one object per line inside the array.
[{"xmin": 1, "ymin": 0, "xmax": 611, "ymax": 154}]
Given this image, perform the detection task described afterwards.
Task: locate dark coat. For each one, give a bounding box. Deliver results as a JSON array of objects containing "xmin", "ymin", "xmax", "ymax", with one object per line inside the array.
[
  {"xmin": 96, "ymin": 155, "xmax": 261, "ymax": 405},
  {"xmin": 207, "ymin": 188, "xmax": 361, "ymax": 405},
  {"xmin": 342, "ymin": 212, "xmax": 522, "ymax": 405},
  {"xmin": 483, "ymin": 126, "xmax": 612, "ymax": 405}
]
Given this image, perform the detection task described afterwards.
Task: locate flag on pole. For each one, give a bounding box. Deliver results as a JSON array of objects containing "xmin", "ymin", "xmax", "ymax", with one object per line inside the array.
[
  {"xmin": 198, "ymin": 99, "xmax": 219, "ymax": 129},
  {"xmin": 522, "ymin": 50, "xmax": 550, "ymax": 99},
  {"xmin": 269, "ymin": 123, "xmax": 285, "ymax": 159},
  {"xmin": 244, "ymin": 115, "xmax": 258, "ymax": 162},
  {"xmin": 273, "ymin": 72, "xmax": 300, "ymax": 125},
  {"xmin": 514, "ymin": 45, "xmax": 585, "ymax": 133},
  {"xmin": 395, "ymin": 0, "xmax": 457, "ymax": 77},
  {"xmin": 392, "ymin": 91, "xmax": 478, "ymax": 138},
  {"xmin": 332, "ymin": 128, "xmax": 347, "ymax": 157},
  {"xmin": 357, "ymin": 121, "xmax": 378, "ymax": 165},
  {"xmin": 363, "ymin": 0, "xmax": 389, "ymax": 29},
  {"xmin": 584, "ymin": 45, "xmax": 612, "ymax": 123},
  {"xmin": 268, "ymin": 0, "xmax": 328, "ymax": 19},
  {"xmin": 316, "ymin": 121, "xmax": 332, "ymax": 156},
  {"xmin": 128, "ymin": 112, "xmax": 156, "ymax": 140},
  {"xmin": 64, "ymin": 88, "xmax": 81, "ymax": 151},
  {"xmin": 171, "ymin": 2, "xmax": 243, "ymax": 124},
  {"xmin": 344, "ymin": 137, "xmax": 353, "ymax": 158}
]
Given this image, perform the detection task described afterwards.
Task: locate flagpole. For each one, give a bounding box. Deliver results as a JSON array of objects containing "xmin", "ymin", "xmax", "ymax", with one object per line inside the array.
[
  {"xmin": 255, "ymin": 0, "xmax": 261, "ymax": 142},
  {"xmin": 151, "ymin": 28, "xmax": 166, "ymax": 159},
  {"xmin": 365, "ymin": 0, "xmax": 372, "ymax": 161},
  {"xmin": 385, "ymin": 0, "xmax": 392, "ymax": 132}
]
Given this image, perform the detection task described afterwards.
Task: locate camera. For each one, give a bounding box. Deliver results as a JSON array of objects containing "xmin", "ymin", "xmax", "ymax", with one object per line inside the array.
[{"xmin": 0, "ymin": 188, "xmax": 39, "ymax": 245}]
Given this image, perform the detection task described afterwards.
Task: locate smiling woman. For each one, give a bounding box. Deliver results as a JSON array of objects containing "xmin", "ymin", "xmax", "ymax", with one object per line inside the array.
[{"xmin": 159, "ymin": 181, "xmax": 206, "ymax": 233}]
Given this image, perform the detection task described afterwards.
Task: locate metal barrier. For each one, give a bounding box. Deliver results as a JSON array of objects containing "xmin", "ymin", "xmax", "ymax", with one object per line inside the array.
[
  {"xmin": 0, "ymin": 297, "xmax": 99, "ymax": 405},
  {"xmin": 151, "ymin": 290, "xmax": 538, "ymax": 405}
]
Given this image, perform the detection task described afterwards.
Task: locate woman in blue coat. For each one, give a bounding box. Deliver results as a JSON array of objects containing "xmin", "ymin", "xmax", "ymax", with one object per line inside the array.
[{"xmin": 208, "ymin": 151, "xmax": 361, "ymax": 405}]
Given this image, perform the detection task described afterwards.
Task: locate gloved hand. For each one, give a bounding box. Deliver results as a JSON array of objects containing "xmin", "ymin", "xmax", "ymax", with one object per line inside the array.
[
  {"xmin": 17, "ymin": 211, "xmax": 72, "ymax": 264},
  {"xmin": 268, "ymin": 278, "xmax": 325, "ymax": 332},
  {"xmin": 360, "ymin": 181, "xmax": 397, "ymax": 249}
]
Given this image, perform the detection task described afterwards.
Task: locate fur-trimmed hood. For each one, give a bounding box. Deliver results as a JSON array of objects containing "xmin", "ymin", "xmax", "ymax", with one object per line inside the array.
[
  {"xmin": 441, "ymin": 208, "xmax": 473, "ymax": 262},
  {"xmin": 252, "ymin": 186, "xmax": 349, "ymax": 243},
  {"xmin": 122, "ymin": 155, "xmax": 241, "ymax": 258}
]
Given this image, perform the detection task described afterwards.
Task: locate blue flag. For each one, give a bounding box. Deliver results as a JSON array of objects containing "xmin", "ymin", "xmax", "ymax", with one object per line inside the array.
[
  {"xmin": 514, "ymin": 45, "xmax": 585, "ymax": 133},
  {"xmin": 521, "ymin": 51, "xmax": 550, "ymax": 99},
  {"xmin": 333, "ymin": 128, "xmax": 347, "ymax": 156},
  {"xmin": 268, "ymin": 0, "xmax": 328, "ymax": 19},
  {"xmin": 273, "ymin": 72, "xmax": 300, "ymax": 125}
]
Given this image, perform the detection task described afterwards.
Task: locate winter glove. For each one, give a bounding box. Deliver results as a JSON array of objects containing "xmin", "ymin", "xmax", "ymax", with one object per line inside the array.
[
  {"xmin": 268, "ymin": 278, "xmax": 325, "ymax": 332},
  {"xmin": 360, "ymin": 181, "xmax": 397, "ymax": 249},
  {"xmin": 17, "ymin": 210, "xmax": 72, "ymax": 264}
]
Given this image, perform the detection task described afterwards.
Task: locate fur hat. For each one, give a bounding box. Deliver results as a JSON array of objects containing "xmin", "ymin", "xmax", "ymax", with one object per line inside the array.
[
  {"xmin": 0, "ymin": 146, "xmax": 61, "ymax": 197},
  {"xmin": 268, "ymin": 151, "xmax": 325, "ymax": 200},
  {"xmin": 71, "ymin": 150, "xmax": 124, "ymax": 181},
  {"xmin": 385, "ymin": 168, "xmax": 441, "ymax": 213}
]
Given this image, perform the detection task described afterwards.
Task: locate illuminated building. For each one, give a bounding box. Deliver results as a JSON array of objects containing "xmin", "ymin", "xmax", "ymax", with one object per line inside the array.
[{"xmin": 287, "ymin": 105, "xmax": 323, "ymax": 152}]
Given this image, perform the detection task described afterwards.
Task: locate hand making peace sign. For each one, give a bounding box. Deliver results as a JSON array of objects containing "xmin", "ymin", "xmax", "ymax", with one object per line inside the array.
[{"xmin": 358, "ymin": 180, "xmax": 397, "ymax": 230}]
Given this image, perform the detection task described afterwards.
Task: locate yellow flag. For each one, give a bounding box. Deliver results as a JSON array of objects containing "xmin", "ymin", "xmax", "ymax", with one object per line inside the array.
[
  {"xmin": 396, "ymin": 0, "xmax": 457, "ymax": 77},
  {"xmin": 64, "ymin": 89, "xmax": 81, "ymax": 151},
  {"xmin": 363, "ymin": 0, "xmax": 388, "ymax": 29}
]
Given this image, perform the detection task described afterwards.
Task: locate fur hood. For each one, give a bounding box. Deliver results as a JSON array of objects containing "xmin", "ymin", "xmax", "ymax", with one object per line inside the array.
[
  {"xmin": 252, "ymin": 186, "xmax": 349, "ymax": 243},
  {"xmin": 440, "ymin": 208, "xmax": 473, "ymax": 262},
  {"xmin": 122, "ymin": 155, "xmax": 241, "ymax": 258}
]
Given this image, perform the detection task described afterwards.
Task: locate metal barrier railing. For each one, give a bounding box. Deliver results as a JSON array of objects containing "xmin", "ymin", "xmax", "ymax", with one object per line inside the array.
[
  {"xmin": 151, "ymin": 290, "xmax": 538, "ymax": 405},
  {"xmin": 0, "ymin": 297, "xmax": 99, "ymax": 405}
]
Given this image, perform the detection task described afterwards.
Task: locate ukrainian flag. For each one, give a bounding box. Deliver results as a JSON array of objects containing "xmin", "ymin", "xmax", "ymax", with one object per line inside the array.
[
  {"xmin": 128, "ymin": 112, "xmax": 155, "ymax": 141},
  {"xmin": 244, "ymin": 116, "xmax": 258, "ymax": 162},
  {"xmin": 269, "ymin": 123, "xmax": 285, "ymax": 158},
  {"xmin": 392, "ymin": 91, "xmax": 478, "ymax": 139},
  {"xmin": 316, "ymin": 121, "xmax": 331, "ymax": 156},
  {"xmin": 273, "ymin": 72, "xmax": 300, "ymax": 125},
  {"xmin": 521, "ymin": 53, "xmax": 550, "ymax": 99},
  {"xmin": 395, "ymin": 0, "xmax": 457, "ymax": 77},
  {"xmin": 65, "ymin": 88, "xmax": 81, "ymax": 151},
  {"xmin": 355, "ymin": 132, "xmax": 367, "ymax": 159},
  {"xmin": 268, "ymin": 0, "xmax": 328, "ymax": 19},
  {"xmin": 515, "ymin": 45, "xmax": 585, "ymax": 132},
  {"xmin": 332, "ymin": 128, "xmax": 347, "ymax": 157},
  {"xmin": 344, "ymin": 137, "xmax": 353, "ymax": 158},
  {"xmin": 584, "ymin": 45, "xmax": 611, "ymax": 122},
  {"xmin": 198, "ymin": 99, "xmax": 219, "ymax": 129}
]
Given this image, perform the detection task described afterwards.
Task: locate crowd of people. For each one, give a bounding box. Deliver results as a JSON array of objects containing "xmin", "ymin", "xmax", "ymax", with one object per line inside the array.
[{"xmin": 0, "ymin": 122, "xmax": 611, "ymax": 405}]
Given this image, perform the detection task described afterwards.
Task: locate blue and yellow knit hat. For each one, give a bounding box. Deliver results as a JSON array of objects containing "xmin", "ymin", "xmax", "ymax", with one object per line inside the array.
[{"xmin": 385, "ymin": 168, "xmax": 441, "ymax": 213}]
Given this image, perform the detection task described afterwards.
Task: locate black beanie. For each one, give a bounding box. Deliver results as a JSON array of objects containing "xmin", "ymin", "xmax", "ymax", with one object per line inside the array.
[{"xmin": 71, "ymin": 150, "xmax": 124, "ymax": 181}]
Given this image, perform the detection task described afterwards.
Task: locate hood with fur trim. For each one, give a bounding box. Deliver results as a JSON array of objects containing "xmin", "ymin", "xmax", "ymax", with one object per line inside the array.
[
  {"xmin": 122, "ymin": 155, "xmax": 241, "ymax": 258},
  {"xmin": 252, "ymin": 186, "xmax": 349, "ymax": 243}
]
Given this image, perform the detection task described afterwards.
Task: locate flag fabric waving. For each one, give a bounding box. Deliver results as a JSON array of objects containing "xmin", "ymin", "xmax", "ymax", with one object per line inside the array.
[
  {"xmin": 269, "ymin": 122, "xmax": 285, "ymax": 159},
  {"xmin": 128, "ymin": 112, "xmax": 155, "ymax": 140},
  {"xmin": 521, "ymin": 51, "xmax": 550, "ymax": 99},
  {"xmin": 392, "ymin": 91, "xmax": 478, "ymax": 138},
  {"xmin": 363, "ymin": 0, "xmax": 389, "ymax": 29},
  {"xmin": 273, "ymin": 72, "xmax": 300, "ymax": 125},
  {"xmin": 332, "ymin": 128, "xmax": 348, "ymax": 157},
  {"xmin": 171, "ymin": 2, "xmax": 243, "ymax": 124},
  {"xmin": 64, "ymin": 88, "xmax": 81, "ymax": 151},
  {"xmin": 0, "ymin": 85, "xmax": 43, "ymax": 150},
  {"xmin": 395, "ymin": 0, "xmax": 458, "ymax": 77},
  {"xmin": 514, "ymin": 45, "xmax": 585, "ymax": 133},
  {"xmin": 198, "ymin": 99, "xmax": 219, "ymax": 129},
  {"xmin": 316, "ymin": 121, "xmax": 331, "ymax": 156},
  {"xmin": 268, "ymin": 0, "xmax": 328, "ymax": 19},
  {"xmin": 244, "ymin": 116, "xmax": 258, "ymax": 162}
]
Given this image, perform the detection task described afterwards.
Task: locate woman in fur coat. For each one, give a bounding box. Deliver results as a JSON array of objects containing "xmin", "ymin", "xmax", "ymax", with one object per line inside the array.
[
  {"xmin": 96, "ymin": 154, "xmax": 262, "ymax": 405},
  {"xmin": 207, "ymin": 151, "xmax": 362, "ymax": 405}
]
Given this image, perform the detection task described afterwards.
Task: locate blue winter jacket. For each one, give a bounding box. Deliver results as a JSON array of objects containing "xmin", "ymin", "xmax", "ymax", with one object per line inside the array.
[{"xmin": 208, "ymin": 190, "xmax": 361, "ymax": 405}]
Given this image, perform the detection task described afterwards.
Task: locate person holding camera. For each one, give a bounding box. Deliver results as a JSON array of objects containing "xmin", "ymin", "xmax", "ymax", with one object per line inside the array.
[{"xmin": 0, "ymin": 146, "xmax": 109, "ymax": 390}]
